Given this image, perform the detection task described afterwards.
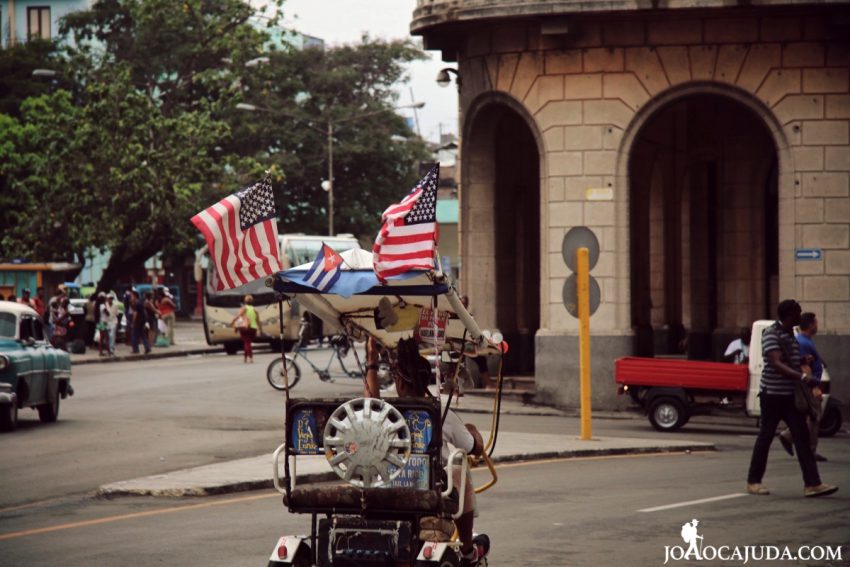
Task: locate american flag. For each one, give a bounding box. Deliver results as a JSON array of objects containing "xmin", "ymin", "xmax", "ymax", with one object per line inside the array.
[
  {"xmin": 191, "ymin": 175, "xmax": 281, "ymax": 291},
  {"xmin": 373, "ymin": 164, "xmax": 439, "ymax": 282},
  {"xmin": 302, "ymin": 243, "xmax": 344, "ymax": 292}
]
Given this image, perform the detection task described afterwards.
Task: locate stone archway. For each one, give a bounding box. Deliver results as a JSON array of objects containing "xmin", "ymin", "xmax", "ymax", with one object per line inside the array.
[
  {"xmin": 627, "ymin": 91, "xmax": 781, "ymax": 359},
  {"xmin": 462, "ymin": 95, "xmax": 542, "ymax": 374}
]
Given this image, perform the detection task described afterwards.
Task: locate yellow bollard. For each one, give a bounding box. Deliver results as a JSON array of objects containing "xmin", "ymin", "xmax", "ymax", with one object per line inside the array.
[{"xmin": 577, "ymin": 247, "xmax": 592, "ymax": 440}]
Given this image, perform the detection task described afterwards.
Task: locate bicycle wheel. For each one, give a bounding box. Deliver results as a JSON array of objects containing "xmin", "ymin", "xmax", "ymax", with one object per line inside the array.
[{"xmin": 267, "ymin": 355, "xmax": 301, "ymax": 391}]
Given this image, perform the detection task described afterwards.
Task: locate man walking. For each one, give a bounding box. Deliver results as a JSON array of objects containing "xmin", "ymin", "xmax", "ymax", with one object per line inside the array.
[
  {"xmin": 130, "ymin": 290, "xmax": 151, "ymax": 355},
  {"xmin": 746, "ymin": 299, "xmax": 837, "ymax": 498},
  {"xmin": 779, "ymin": 312, "xmax": 827, "ymax": 461}
]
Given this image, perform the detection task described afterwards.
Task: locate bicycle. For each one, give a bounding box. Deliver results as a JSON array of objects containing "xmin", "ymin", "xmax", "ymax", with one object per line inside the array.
[{"xmin": 266, "ymin": 322, "xmax": 390, "ymax": 391}]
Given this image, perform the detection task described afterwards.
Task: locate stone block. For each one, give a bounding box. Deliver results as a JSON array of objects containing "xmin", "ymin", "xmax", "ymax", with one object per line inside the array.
[
  {"xmin": 796, "ymin": 259, "xmax": 825, "ymax": 275},
  {"xmin": 802, "ymin": 224, "xmax": 850, "ymax": 249},
  {"xmin": 795, "ymin": 198, "xmax": 824, "ymax": 222},
  {"xmin": 826, "ymin": 43, "xmax": 850, "ymax": 67},
  {"xmin": 689, "ymin": 45, "xmax": 718, "ymax": 81},
  {"xmin": 510, "ymin": 52, "xmax": 543, "ymax": 103},
  {"xmin": 802, "ymin": 276, "xmax": 849, "ymax": 301},
  {"xmin": 826, "ymin": 250, "xmax": 850, "ymax": 275},
  {"xmin": 544, "ymin": 50, "xmax": 582, "ymax": 75},
  {"xmin": 804, "ymin": 68, "xmax": 849, "ymax": 94},
  {"xmin": 496, "ymin": 53, "xmax": 520, "ymax": 92},
  {"xmin": 783, "ymin": 43, "xmax": 825, "ymax": 68},
  {"xmin": 802, "ymin": 172, "xmax": 849, "ymax": 197},
  {"xmin": 537, "ymin": 75, "xmax": 565, "ymax": 105},
  {"xmin": 548, "ymin": 151, "xmax": 583, "ymax": 177},
  {"xmin": 757, "ymin": 69, "xmax": 801, "ymax": 107},
  {"xmin": 802, "ymin": 121, "xmax": 850, "ymax": 146},
  {"xmin": 824, "ymin": 302, "xmax": 850, "ymax": 333},
  {"xmin": 760, "ymin": 17, "xmax": 802, "ymax": 42},
  {"xmin": 657, "ymin": 46, "xmax": 691, "ymax": 85},
  {"xmin": 803, "ymin": 17, "xmax": 830, "ymax": 41},
  {"xmin": 564, "ymin": 176, "xmax": 604, "ymax": 201},
  {"xmin": 548, "ymin": 176, "xmax": 565, "ymax": 202},
  {"xmin": 714, "ymin": 44, "xmax": 748, "ymax": 84},
  {"xmin": 543, "ymin": 127, "xmax": 564, "ymax": 152},
  {"xmin": 492, "ymin": 24, "xmax": 527, "ymax": 53},
  {"xmin": 583, "ymin": 99, "xmax": 635, "ymax": 129},
  {"xmin": 824, "ymin": 197, "xmax": 850, "ymax": 222},
  {"xmin": 467, "ymin": 32, "xmax": 491, "ymax": 58},
  {"xmin": 647, "ymin": 19, "xmax": 702, "ymax": 45},
  {"xmin": 572, "ymin": 21, "xmax": 603, "ymax": 48},
  {"xmin": 825, "ymin": 95, "xmax": 850, "ymax": 119},
  {"xmin": 535, "ymin": 100, "xmax": 583, "ymax": 130},
  {"xmin": 737, "ymin": 43, "xmax": 781, "ymax": 94},
  {"xmin": 825, "ymin": 147, "xmax": 850, "ymax": 171},
  {"xmin": 583, "ymin": 201, "xmax": 615, "ymax": 227},
  {"xmin": 584, "ymin": 48, "xmax": 624, "ymax": 73},
  {"xmin": 603, "ymin": 125, "xmax": 624, "ymax": 150},
  {"xmin": 584, "ymin": 151, "xmax": 618, "ymax": 176},
  {"xmin": 563, "ymin": 74, "xmax": 602, "ymax": 100},
  {"xmin": 773, "ymin": 95, "xmax": 824, "ymax": 125},
  {"xmin": 704, "ymin": 17, "xmax": 758, "ymax": 43},
  {"xmin": 602, "ymin": 20, "xmax": 646, "ymax": 46},
  {"xmin": 548, "ymin": 227, "xmax": 566, "ymax": 254},
  {"xmin": 602, "ymin": 73, "xmax": 650, "ymax": 111},
  {"xmin": 549, "ymin": 201, "xmax": 583, "ymax": 228},
  {"xmin": 625, "ymin": 47, "xmax": 670, "ymax": 95},
  {"xmin": 791, "ymin": 145, "xmax": 824, "ymax": 172},
  {"xmin": 549, "ymin": 252, "xmax": 572, "ymax": 278},
  {"xmin": 562, "ymin": 125, "xmax": 603, "ymax": 150}
]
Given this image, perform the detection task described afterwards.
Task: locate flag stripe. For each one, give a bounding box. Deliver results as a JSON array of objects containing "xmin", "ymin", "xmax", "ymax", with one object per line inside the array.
[
  {"xmin": 219, "ymin": 198, "xmax": 250, "ymax": 287},
  {"xmin": 202, "ymin": 205, "xmax": 237, "ymax": 290},
  {"xmin": 191, "ymin": 212, "xmax": 226, "ymax": 291}
]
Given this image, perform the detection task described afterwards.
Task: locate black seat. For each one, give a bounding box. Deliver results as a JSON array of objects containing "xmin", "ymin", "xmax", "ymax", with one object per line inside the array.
[{"xmin": 284, "ymin": 485, "xmax": 458, "ymax": 515}]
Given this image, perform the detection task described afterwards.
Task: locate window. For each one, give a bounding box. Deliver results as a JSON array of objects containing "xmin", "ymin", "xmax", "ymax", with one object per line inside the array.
[
  {"xmin": 0, "ymin": 313, "xmax": 15, "ymax": 338},
  {"xmin": 27, "ymin": 7, "xmax": 51, "ymax": 41}
]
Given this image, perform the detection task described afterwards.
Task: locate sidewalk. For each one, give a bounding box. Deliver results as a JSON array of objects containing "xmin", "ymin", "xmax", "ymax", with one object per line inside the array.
[
  {"xmin": 71, "ymin": 320, "xmax": 226, "ymax": 365},
  {"xmin": 98, "ymin": 399, "xmax": 713, "ymax": 497}
]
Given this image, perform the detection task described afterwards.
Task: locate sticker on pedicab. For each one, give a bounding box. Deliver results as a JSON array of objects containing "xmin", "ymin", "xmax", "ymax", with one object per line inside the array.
[
  {"xmin": 416, "ymin": 308, "xmax": 449, "ymax": 345},
  {"xmin": 404, "ymin": 410, "xmax": 433, "ymax": 453},
  {"xmin": 387, "ymin": 455, "xmax": 429, "ymax": 490},
  {"xmin": 291, "ymin": 409, "xmax": 322, "ymax": 454}
]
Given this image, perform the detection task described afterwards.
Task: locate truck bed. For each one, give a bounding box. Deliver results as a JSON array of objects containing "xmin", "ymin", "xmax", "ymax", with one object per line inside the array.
[{"xmin": 615, "ymin": 357, "xmax": 749, "ymax": 392}]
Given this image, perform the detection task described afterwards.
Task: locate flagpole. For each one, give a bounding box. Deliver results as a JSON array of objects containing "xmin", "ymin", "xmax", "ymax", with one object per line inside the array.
[{"xmin": 327, "ymin": 121, "xmax": 334, "ymax": 236}]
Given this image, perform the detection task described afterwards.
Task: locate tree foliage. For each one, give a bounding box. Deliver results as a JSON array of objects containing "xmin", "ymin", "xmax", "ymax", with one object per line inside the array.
[{"xmin": 0, "ymin": 0, "xmax": 429, "ymax": 292}]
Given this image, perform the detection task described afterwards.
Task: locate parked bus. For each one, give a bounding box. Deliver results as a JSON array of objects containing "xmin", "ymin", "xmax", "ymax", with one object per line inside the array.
[{"xmin": 194, "ymin": 234, "xmax": 361, "ymax": 354}]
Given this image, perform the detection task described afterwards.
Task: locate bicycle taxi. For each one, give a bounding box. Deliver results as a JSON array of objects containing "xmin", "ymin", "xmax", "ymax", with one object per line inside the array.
[{"xmin": 266, "ymin": 249, "xmax": 504, "ymax": 566}]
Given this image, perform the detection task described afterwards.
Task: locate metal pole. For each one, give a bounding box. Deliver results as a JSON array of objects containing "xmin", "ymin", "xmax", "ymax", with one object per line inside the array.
[
  {"xmin": 578, "ymin": 247, "xmax": 592, "ymax": 440},
  {"xmin": 327, "ymin": 121, "xmax": 334, "ymax": 236}
]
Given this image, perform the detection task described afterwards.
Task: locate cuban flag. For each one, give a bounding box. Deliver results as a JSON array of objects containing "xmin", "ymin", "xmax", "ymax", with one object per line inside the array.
[{"xmin": 302, "ymin": 243, "xmax": 344, "ymax": 292}]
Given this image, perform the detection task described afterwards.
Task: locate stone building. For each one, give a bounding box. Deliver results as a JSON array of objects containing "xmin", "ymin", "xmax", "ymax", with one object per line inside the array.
[{"xmin": 411, "ymin": 1, "xmax": 850, "ymax": 409}]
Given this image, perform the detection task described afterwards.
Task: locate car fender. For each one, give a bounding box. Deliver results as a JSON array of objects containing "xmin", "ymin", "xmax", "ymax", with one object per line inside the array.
[{"xmin": 644, "ymin": 386, "xmax": 689, "ymax": 407}]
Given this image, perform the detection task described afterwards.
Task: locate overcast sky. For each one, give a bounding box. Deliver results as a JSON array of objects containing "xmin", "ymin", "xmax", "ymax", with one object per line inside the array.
[{"xmin": 276, "ymin": 0, "xmax": 458, "ymax": 143}]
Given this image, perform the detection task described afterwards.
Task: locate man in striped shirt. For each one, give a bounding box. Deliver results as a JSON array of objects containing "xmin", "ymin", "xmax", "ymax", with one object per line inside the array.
[{"xmin": 746, "ymin": 300, "xmax": 837, "ymax": 498}]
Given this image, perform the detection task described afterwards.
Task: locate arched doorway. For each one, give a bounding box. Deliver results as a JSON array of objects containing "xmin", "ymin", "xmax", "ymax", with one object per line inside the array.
[
  {"xmin": 629, "ymin": 94, "xmax": 779, "ymax": 359},
  {"xmin": 463, "ymin": 98, "xmax": 541, "ymax": 374}
]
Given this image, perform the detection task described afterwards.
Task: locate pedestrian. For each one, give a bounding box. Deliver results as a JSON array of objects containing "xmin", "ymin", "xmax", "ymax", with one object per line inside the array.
[
  {"xmin": 143, "ymin": 292, "xmax": 159, "ymax": 346},
  {"xmin": 18, "ymin": 288, "xmax": 36, "ymax": 309},
  {"xmin": 84, "ymin": 294, "xmax": 98, "ymax": 346},
  {"xmin": 101, "ymin": 294, "xmax": 120, "ymax": 356},
  {"xmin": 130, "ymin": 290, "xmax": 151, "ymax": 355},
  {"xmin": 746, "ymin": 299, "xmax": 837, "ymax": 498},
  {"xmin": 156, "ymin": 288, "xmax": 177, "ymax": 345},
  {"xmin": 122, "ymin": 288, "xmax": 135, "ymax": 345},
  {"xmin": 33, "ymin": 287, "xmax": 46, "ymax": 318},
  {"xmin": 724, "ymin": 328, "xmax": 751, "ymax": 364},
  {"xmin": 778, "ymin": 312, "xmax": 828, "ymax": 462},
  {"xmin": 47, "ymin": 286, "xmax": 67, "ymax": 340},
  {"xmin": 8, "ymin": 293, "xmax": 17, "ymax": 303},
  {"xmin": 231, "ymin": 294, "xmax": 262, "ymax": 363},
  {"xmin": 51, "ymin": 298, "xmax": 71, "ymax": 351}
]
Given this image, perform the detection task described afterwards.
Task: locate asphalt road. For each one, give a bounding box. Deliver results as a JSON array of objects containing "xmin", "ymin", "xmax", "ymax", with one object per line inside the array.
[{"xmin": 1, "ymin": 354, "xmax": 848, "ymax": 566}]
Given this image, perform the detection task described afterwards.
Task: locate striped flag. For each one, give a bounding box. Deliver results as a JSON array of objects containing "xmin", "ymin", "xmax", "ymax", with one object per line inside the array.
[
  {"xmin": 191, "ymin": 175, "xmax": 281, "ymax": 291},
  {"xmin": 302, "ymin": 243, "xmax": 344, "ymax": 292},
  {"xmin": 373, "ymin": 164, "xmax": 439, "ymax": 282}
]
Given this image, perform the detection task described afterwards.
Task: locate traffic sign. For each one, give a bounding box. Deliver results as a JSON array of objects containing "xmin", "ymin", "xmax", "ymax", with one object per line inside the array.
[
  {"xmin": 795, "ymin": 248, "xmax": 823, "ymax": 261},
  {"xmin": 563, "ymin": 273, "xmax": 601, "ymax": 318},
  {"xmin": 562, "ymin": 227, "xmax": 600, "ymax": 272}
]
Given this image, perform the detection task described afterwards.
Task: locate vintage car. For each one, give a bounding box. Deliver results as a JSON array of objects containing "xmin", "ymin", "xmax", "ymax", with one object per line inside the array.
[{"xmin": 0, "ymin": 302, "xmax": 73, "ymax": 432}]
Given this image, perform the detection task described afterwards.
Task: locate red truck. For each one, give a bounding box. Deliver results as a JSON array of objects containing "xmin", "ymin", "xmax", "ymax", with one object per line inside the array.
[{"xmin": 615, "ymin": 320, "xmax": 843, "ymax": 435}]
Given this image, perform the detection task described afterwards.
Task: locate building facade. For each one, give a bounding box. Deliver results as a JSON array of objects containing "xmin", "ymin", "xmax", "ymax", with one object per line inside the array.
[
  {"xmin": 412, "ymin": 0, "xmax": 850, "ymax": 409},
  {"xmin": 1, "ymin": 0, "xmax": 91, "ymax": 47}
]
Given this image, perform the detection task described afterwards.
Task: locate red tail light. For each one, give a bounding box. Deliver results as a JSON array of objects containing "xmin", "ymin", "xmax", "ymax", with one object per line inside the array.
[{"xmin": 277, "ymin": 544, "xmax": 288, "ymax": 559}]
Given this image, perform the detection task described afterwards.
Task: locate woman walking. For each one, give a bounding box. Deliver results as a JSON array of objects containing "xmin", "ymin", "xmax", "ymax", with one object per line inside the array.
[{"xmin": 232, "ymin": 294, "xmax": 262, "ymax": 363}]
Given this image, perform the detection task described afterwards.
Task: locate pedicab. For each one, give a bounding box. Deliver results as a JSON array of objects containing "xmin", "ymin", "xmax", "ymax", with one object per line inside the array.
[{"xmin": 266, "ymin": 248, "xmax": 506, "ymax": 567}]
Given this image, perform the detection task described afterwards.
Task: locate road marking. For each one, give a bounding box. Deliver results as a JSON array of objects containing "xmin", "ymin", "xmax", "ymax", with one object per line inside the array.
[
  {"xmin": 0, "ymin": 493, "xmax": 275, "ymax": 542},
  {"xmin": 637, "ymin": 493, "xmax": 747, "ymax": 513},
  {"xmin": 0, "ymin": 451, "xmax": 695, "ymax": 541}
]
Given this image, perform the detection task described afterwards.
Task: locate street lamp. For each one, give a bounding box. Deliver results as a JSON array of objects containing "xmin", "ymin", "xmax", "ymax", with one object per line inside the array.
[
  {"xmin": 436, "ymin": 68, "xmax": 461, "ymax": 89},
  {"xmin": 238, "ymin": 101, "xmax": 425, "ymax": 236}
]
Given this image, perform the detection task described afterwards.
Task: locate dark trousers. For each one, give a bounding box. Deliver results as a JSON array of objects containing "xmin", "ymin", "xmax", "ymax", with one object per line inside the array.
[
  {"xmin": 240, "ymin": 328, "xmax": 257, "ymax": 360},
  {"xmin": 132, "ymin": 325, "xmax": 151, "ymax": 353},
  {"xmin": 747, "ymin": 393, "xmax": 821, "ymax": 487}
]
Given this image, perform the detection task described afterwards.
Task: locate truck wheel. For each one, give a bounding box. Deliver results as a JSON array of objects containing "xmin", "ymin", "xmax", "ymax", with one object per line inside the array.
[
  {"xmin": 0, "ymin": 404, "xmax": 17, "ymax": 432},
  {"xmin": 38, "ymin": 396, "xmax": 60, "ymax": 423},
  {"xmin": 224, "ymin": 342, "xmax": 240, "ymax": 355},
  {"xmin": 648, "ymin": 397, "xmax": 687, "ymax": 432},
  {"xmin": 818, "ymin": 405, "xmax": 843, "ymax": 438}
]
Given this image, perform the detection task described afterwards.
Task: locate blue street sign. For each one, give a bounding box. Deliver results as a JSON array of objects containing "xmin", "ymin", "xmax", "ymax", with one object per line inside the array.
[{"xmin": 795, "ymin": 248, "xmax": 823, "ymax": 261}]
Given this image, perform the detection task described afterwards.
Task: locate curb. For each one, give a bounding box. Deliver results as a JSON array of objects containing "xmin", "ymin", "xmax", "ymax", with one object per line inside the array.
[
  {"xmin": 96, "ymin": 444, "xmax": 714, "ymax": 498},
  {"xmin": 72, "ymin": 347, "xmax": 224, "ymax": 365}
]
